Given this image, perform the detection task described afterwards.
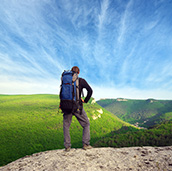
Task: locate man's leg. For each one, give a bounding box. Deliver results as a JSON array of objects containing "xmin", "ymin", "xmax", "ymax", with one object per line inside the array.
[
  {"xmin": 63, "ymin": 113, "xmax": 73, "ymax": 148},
  {"xmin": 74, "ymin": 108, "xmax": 90, "ymax": 146}
]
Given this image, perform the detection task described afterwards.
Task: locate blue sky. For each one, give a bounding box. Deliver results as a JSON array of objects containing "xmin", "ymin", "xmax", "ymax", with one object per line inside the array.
[{"xmin": 0, "ymin": 0, "xmax": 172, "ymax": 100}]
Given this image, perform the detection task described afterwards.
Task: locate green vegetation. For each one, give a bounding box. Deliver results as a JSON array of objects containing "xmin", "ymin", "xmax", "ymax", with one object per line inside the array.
[
  {"xmin": 0, "ymin": 94, "xmax": 133, "ymax": 166},
  {"xmin": 1, "ymin": 95, "xmax": 171, "ymax": 166},
  {"xmin": 94, "ymin": 120, "xmax": 172, "ymax": 148},
  {"xmin": 97, "ymin": 98, "xmax": 172, "ymax": 127}
]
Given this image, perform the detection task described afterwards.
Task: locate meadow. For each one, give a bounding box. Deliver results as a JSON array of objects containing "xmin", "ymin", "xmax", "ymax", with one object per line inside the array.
[{"xmin": 0, "ymin": 94, "xmax": 132, "ymax": 166}]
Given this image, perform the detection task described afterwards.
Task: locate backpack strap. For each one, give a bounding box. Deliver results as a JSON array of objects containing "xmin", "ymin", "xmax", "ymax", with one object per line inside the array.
[
  {"xmin": 72, "ymin": 72, "xmax": 79, "ymax": 102},
  {"xmin": 76, "ymin": 78, "xmax": 79, "ymax": 103},
  {"xmin": 75, "ymin": 76, "xmax": 83, "ymax": 115}
]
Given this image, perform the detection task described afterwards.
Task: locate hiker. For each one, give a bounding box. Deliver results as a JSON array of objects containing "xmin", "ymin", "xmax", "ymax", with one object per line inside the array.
[{"xmin": 60, "ymin": 66, "xmax": 93, "ymax": 151}]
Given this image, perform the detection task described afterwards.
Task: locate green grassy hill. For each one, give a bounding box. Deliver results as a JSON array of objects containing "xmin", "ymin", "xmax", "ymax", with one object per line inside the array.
[
  {"xmin": 97, "ymin": 98, "xmax": 172, "ymax": 128},
  {"xmin": 94, "ymin": 120, "xmax": 172, "ymax": 148},
  {"xmin": 0, "ymin": 94, "xmax": 135, "ymax": 166}
]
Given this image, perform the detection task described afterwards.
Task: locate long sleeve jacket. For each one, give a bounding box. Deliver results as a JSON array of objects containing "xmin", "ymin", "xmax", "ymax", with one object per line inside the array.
[{"xmin": 79, "ymin": 78, "xmax": 93, "ymax": 104}]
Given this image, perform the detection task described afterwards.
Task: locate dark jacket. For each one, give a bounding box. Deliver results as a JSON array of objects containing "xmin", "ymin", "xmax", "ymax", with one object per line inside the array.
[{"xmin": 79, "ymin": 78, "xmax": 93, "ymax": 104}]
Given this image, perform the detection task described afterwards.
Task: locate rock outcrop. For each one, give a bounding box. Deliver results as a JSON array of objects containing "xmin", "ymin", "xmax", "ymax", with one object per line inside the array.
[
  {"xmin": 116, "ymin": 98, "xmax": 128, "ymax": 101},
  {"xmin": 0, "ymin": 146, "xmax": 172, "ymax": 171}
]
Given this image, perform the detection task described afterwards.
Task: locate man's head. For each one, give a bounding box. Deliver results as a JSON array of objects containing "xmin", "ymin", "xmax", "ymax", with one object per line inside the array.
[{"xmin": 71, "ymin": 66, "xmax": 80, "ymax": 74}]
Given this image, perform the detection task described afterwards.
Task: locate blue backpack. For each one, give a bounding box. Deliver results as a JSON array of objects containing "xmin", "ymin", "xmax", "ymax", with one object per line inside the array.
[{"xmin": 60, "ymin": 70, "xmax": 80, "ymax": 113}]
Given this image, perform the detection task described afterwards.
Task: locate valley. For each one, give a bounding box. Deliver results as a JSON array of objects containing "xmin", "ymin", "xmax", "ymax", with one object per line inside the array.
[{"xmin": 97, "ymin": 98, "xmax": 172, "ymax": 128}]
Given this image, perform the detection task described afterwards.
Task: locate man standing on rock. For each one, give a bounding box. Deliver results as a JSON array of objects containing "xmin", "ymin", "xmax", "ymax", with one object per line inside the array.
[{"xmin": 60, "ymin": 66, "xmax": 93, "ymax": 151}]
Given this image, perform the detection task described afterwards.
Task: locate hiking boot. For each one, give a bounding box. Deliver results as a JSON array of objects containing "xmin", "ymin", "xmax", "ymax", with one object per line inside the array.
[
  {"xmin": 83, "ymin": 144, "xmax": 93, "ymax": 150},
  {"xmin": 65, "ymin": 147, "xmax": 71, "ymax": 152}
]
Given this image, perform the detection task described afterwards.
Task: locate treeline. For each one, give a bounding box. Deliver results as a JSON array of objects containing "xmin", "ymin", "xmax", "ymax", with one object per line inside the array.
[{"xmin": 94, "ymin": 120, "xmax": 172, "ymax": 148}]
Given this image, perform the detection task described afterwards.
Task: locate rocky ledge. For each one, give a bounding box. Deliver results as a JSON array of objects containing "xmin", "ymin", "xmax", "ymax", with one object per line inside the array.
[{"xmin": 0, "ymin": 146, "xmax": 172, "ymax": 171}]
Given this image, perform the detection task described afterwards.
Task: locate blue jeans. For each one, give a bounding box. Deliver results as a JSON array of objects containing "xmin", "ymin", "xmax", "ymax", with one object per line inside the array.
[{"xmin": 63, "ymin": 108, "xmax": 90, "ymax": 148}]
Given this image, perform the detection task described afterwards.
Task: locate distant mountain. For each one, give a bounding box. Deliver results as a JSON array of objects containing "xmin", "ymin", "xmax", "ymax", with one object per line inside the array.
[
  {"xmin": 0, "ymin": 94, "xmax": 135, "ymax": 166},
  {"xmin": 97, "ymin": 98, "xmax": 172, "ymax": 128}
]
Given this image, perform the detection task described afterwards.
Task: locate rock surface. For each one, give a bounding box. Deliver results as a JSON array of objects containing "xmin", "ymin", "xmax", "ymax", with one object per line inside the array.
[{"xmin": 0, "ymin": 146, "xmax": 172, "ymax": 171}]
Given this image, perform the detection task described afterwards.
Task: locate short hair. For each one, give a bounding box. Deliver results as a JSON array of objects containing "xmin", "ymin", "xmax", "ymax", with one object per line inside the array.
[{"xmin": 71, "ymin": 66, "xmax": 80, "ymax": 74}]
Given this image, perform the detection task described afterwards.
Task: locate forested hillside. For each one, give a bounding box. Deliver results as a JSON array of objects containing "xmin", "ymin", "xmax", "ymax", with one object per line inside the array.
[
  {"xmin": 94, "ymin": 120, "xmax": 172, "ymax": 148},
  {"xmin": 97, "ymin": 98, "xmax": 172, "ymax": 128}
]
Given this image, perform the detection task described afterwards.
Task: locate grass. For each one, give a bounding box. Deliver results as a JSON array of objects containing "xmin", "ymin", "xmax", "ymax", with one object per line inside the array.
[{"xmin": 0, "ymin": 94, "xmax": 134, "ymax": 166}]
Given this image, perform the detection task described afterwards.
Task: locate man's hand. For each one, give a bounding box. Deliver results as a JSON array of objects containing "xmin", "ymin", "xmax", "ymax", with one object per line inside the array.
[
  {"xmin": 59, "ymin": 104, "xmax": 61, "ymax": 110},
  {"xmin": 81, "ymin": 98, "xmax": 85, "ymax": 103},
  {"xmin": 58, "ymin": 104, "xmax": 62, "ymax": 113}
]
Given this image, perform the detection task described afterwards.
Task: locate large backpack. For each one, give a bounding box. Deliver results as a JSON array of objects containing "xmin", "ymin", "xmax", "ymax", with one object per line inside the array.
[{"xmin": 60, "ymin": 70, "xmax": 80, "ymax": 113}]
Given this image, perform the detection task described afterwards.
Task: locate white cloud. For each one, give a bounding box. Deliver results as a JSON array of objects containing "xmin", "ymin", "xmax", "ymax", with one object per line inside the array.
[
  {"xmin": 0, "ymin": 75, "xmax": 60, "ymax": 95},
  {"xmin": 118, "ymin": 0, "xmax": 133, "ymax": 44},
  {"xmin": 0, "ymin": 0, "xmax": 172, "ymax": 100},
  {"xmin": 97, "ymin": 0, "xmax": 109, "ymax": 31},
  {"xmin": 92, "ymin": 85, "xmax": 172, "ymax": 101}
]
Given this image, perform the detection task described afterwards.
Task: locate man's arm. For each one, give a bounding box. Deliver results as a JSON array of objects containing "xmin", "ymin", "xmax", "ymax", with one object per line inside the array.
[{"xmin": 81, "ymin": 78, "xmax": 93, "ymax": 103}]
